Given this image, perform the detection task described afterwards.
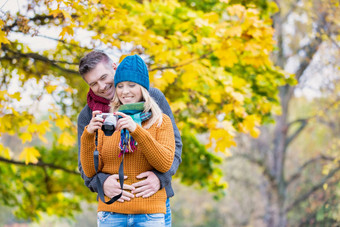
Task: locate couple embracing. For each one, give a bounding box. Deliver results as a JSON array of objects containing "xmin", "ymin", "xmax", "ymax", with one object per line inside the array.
[{"xmin": 77, "ymin": 51, "xmax": 182, "ymax": 227}]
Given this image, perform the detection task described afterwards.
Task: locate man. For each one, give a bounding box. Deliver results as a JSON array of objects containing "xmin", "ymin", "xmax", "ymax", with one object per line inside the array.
[{"xmin": 77, "ymin": 51, "xmax": 182, "ymax": 226}]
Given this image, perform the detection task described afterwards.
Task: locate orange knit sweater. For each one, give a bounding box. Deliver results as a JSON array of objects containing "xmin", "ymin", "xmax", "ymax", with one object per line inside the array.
[{"xmin": 80, "ymin": 113, "xmax": 175, "ymax": 214}]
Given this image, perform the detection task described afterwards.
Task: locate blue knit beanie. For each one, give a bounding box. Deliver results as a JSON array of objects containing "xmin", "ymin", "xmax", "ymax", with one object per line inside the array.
[{"xmin": 114, "ymin": 55, "xmax": 149, "ymax": 90}]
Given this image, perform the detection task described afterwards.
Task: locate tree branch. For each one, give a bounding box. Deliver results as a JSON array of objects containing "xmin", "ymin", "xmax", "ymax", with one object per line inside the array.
[
  {"xmin": 287, "ymin": 155, "xmax": 336, "ymax": 186},
  {"xmin": 3, "ymin": 14, "xmax": 78, "ymax": 32},
  {"xmin": 229, "ymin": 153, "xmax": 276, "ymax": 187},
  {"xmin": 149, "ymin": 50, "xmax": 214, "ymax": 72},
  {"xmin": 1, "ymin": 45, "xmax": 79, "ymax": 75},
  {"xmin": 286, "ymin": 119, "xmax": 308, "ymax": 146},
  {"xmin": 286, "ymin": 97, "xmax": 340, "ymax": 145},
  {"xmin": 285, "ymin": 165, "xmax": 340, "ymax": 213},
  {"xmin": 294, "ymin": 12, "xmax": 327, "ymax": 81},
  {"xmin": 0, "ymin": 157, "xmax": 78, "ymax": 175}
]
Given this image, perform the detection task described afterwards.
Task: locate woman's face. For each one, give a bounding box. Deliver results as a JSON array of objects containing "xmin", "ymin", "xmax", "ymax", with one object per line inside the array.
[{"xmin": 116, "ymin": 81, "xmax": 143, "ymax": 104}]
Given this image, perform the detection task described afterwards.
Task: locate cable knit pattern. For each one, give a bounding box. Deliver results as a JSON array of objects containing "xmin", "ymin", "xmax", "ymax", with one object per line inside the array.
[
  {"xmin": 80, "ymin": 113, "xmax": 175, "ymax": 214},
  {"xmin": 114, "ymin": 55, "xmax": 149, "ymax": 90}
]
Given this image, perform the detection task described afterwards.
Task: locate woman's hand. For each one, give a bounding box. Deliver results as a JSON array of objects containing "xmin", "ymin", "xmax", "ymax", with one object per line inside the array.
[
  {"xmin": 86, "ymin": 110, "xmax": 104, "ymax": 134},
  {"xmin": 114, "ymin": 112, "xmax": 137, "ymax": 132}
]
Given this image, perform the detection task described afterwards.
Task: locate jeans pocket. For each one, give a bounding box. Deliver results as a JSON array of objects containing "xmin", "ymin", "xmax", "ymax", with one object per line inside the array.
[
  {"xmin": 97, "ymin": 211, "xmax": 110, "ymax": 222},
  {"xmin": 146, "ymin": 213, "xmax": 165, "ymax": 221}
]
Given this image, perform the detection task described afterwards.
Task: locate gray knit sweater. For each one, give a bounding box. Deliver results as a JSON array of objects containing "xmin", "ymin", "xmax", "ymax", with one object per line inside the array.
[{"xmin": 77, "ymin": 87, "xmax": 182, "ymax": 198}]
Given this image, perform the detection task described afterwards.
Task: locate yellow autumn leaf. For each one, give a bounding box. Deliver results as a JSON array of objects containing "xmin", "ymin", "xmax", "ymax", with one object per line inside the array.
[
  {"xmin": 222, "ymin": 104, "xmax": 234, "ymax": 114},
  {"xmin": 170, "ymin": 101, "xmax": 187, "ymax": 112},
  {"xmin": 208, "ymin": 128, "xmax": 237, "ymax": 152},
  {"xmin": 8, "ymin": 92, "xmax": 21, "ymax": 101},
  {"xmin": 162, "ymin": 69, "xmax": 178, "ymax": 84},
  {"xmin": 55, "ymin": 116, "xmax": 72, "ymax": 130},
  {"xmin": 322, "ymin": 164, "xmax": 331, "ymax": 175},
  {"xmin": 260, "ymin": 102, "xmax": 272, "ymax": 113},
  {"xmin": 0, "ymin": 30, "xmax": 10, "ymax": 45},
  {"xmin": 46, "ymin": 85, "xmax": 58, "ymax": 94},
  {"xmin": 20, "ymin": 132, "xmax": 32, "ymax": 144},
  {"xmin": 323, "ymin": 183, "xmax": 328, "ymax": 190},
  {"xmin": 37, "ymin": 120, "xmax": 51, "ymax": 134},
  {"xmin": 216, "ymin": 49, "xmax": 238, "ymax": 67},
  {"xmin": 232, "ymin": 77, "xmax": 247, "ymax": 90},
  {"xmin": 242, "ymin": 115, "xmax": 261, "ymax": 138},
  {"xmin": 243, "ymin": 115, "xmax": 260, "ymax": 129},
  {"xmin": 0, "ymin": 144, "xmax": 11, "ymax": 159},
  {"xmin": 210, "ymin": 90, "xmax": 222, "ymax": 103},
  {"xmin": 60, "ymin": 10, "xmax": 71, "ymax": 20},
  {"xmin": 19, "ymin": 147, "xmax": 41, "ymax": 164},
  {"xmin": 187, "ymin": 117, "xmax": 205, "ymax": 127},
  {"xmin": 64, "ymin": 87, "xmax": 74, "ymax": 94},
  {"xmin": 49, "ymin": 9, "xmax": 62, "ymax": 18},
  {"xmin": 250, "ymin": 127, "xmax": 260, "ymax": 138},
  {"xmin": 58, "ymin": 131, "xmax": 75, "ymax": 147},
  {"xmin": 234, "ymin": 105, "xmax": 245, "ymax": 117},
  {"xmin": 181, "ymin": 64, "xmax": 198, "ymax": 88},
  {"xmin": 27, "ymin": 123, "xmax": 37, "ymax": 133},
  {"xmin": 60, "ymin": 26, "xmax": 74, "ymax": 38}
]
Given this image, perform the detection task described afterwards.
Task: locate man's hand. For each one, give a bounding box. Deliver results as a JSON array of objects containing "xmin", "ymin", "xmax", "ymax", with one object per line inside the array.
[
  {"xmin": 131, "ymin": 171, "xmax": 161, "ymax": 198},
  {"xmin": 103, "ymin": 174, "xmax": 135, "ymax": 203}
]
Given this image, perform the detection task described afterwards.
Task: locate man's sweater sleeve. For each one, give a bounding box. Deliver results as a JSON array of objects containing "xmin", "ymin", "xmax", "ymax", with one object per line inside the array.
[
  {"xmin": 149, "ymin": 88, "xmax": 183, "ymax": 189},
  {"xmin": 77, "ymin": 105, "xmax": 110, "ymax": 192}
]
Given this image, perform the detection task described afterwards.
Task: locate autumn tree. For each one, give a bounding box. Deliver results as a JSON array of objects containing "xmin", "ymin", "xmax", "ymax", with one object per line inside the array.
[
  {"xmin": 218, "ymin": 0, "xmax": 340, "ymax": 226},
  {"xmin": 0, "ymin": 0, "xmax": 292, "ymax": 221}
]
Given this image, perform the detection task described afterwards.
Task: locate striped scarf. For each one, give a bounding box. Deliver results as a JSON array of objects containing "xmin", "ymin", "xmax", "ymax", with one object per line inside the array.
[{"xmin": 118, "ymin": 102, "xmax": 151, "ymax": 156}]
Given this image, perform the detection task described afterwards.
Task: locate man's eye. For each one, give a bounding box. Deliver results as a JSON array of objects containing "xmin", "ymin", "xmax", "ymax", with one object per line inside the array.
[
  {"xmin": 117, "ymin": 85, "xmax": 123, "ymax": 88},
  {"xmin": 129, "ymin": 84, "xmax": 135, "ymax": 87}
]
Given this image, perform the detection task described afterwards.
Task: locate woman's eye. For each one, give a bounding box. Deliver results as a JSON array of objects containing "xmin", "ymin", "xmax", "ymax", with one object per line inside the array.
[{"xmin": 129, "ymin": 84, "xmax": 135, "ymax": 87}]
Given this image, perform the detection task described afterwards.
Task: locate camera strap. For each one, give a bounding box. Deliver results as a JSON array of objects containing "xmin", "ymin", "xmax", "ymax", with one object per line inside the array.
[{"xmin": 94, "ymin": 130, "xmax": 124, "ymax": 204}]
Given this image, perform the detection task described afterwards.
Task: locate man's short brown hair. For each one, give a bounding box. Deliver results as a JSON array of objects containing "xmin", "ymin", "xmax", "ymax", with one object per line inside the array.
[{"xmin": 78, "ymin": 51, "xmax": 113, "ymax": 77}]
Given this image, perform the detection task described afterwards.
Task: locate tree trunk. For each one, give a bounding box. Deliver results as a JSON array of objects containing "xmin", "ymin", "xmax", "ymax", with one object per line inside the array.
[{"xmin": 265, "ymin": 1, "xmax": 325, "ymax": 226}]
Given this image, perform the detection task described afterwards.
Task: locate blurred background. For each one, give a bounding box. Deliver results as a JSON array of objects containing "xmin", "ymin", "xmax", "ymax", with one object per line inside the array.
[{"xmin": 0, "ymin": 0, "xmax": 339, "ymax": 226}]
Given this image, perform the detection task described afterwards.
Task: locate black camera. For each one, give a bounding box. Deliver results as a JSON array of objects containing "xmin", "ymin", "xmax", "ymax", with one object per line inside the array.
[{"xmin": 97, "ymin": 113, "xmax": 118, "ymax": 136}]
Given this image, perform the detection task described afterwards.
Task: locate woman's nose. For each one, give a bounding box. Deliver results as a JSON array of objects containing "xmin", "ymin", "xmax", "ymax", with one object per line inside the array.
[{"xmin": 122, "ymin": 86, "xmax": 129, "ymax": 94}]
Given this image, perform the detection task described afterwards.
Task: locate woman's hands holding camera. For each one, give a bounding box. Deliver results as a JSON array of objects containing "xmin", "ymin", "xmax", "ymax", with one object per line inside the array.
[
  {"xmin": 114, "ymin": 112, "xmax": 137, "ymax": 132},
  {"xmin": 87, "ymin": 110, "xmax": 103, "ymax": 134},
  {"xmin": 86, "ymin": 111, "xmax": 137, "ymax": 134}
]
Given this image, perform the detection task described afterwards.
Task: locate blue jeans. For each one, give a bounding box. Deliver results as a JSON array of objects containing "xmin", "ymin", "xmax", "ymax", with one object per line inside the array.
[
  {"xmin": 97, "ymin": 212, "xmax": 165, "ymax": 227},
  {"xmin": 165, "ymin": 198, "xmax": 171, "ymax": 227},
  {"xmin": 97, "ymin": 198, "xmax": 171, "ymax": 227}
]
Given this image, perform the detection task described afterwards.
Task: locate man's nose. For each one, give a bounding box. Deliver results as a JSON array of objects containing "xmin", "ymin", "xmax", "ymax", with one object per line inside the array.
[{"xmin": 98, "ymin": 81, "xmax": 106, "ymax": 91}]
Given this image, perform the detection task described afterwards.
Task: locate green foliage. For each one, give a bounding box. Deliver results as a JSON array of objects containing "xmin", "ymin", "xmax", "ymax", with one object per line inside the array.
[
  {"xmin": 177, "ymin": 128, "xmax": 226, "ymax": 198},
  {"xmin": 0, "ymin": 144, "xmax": 94, "ymax": 222}
]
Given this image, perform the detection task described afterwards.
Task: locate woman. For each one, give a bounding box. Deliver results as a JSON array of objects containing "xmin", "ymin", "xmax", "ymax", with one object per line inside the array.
[{"xmin": 80, "ymin": 54, "xmax": 175, "ymax": 226}]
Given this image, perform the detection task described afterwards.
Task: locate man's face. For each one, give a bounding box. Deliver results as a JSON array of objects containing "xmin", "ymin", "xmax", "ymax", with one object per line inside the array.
[{"xmin": 83, "ymin": 62, "xmax": 116, "ymax": 100}]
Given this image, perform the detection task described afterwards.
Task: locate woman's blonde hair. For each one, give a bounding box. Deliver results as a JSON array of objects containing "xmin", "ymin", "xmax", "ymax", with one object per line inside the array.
[{"xmin": 110, "ymin": 85, "xmax": 163, "ymax": 129}]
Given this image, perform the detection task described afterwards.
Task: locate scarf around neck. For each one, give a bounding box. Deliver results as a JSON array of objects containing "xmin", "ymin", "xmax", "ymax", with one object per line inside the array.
[
  {"xmin": 87, "ymin": 89, "xmax": 111, "ymax": 113},
  {"xmin": 118, "ymin": 102, "xmax": 151, "ymax": 155}
]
